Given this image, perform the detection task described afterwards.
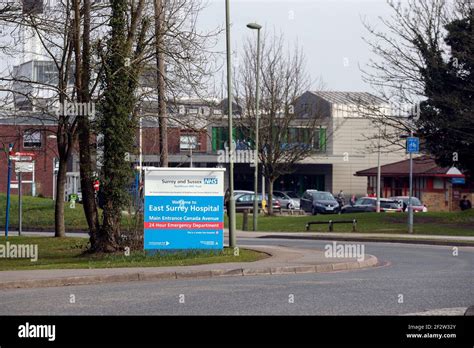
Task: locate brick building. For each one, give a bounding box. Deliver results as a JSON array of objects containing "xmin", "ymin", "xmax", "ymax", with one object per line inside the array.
[
  {"xmin": 0, "ymin": 117, "xmax": 59, "ymax": 198},
  {"xmin": 355, "ymin": 156, "xmax": 473, "ymax": 212}
]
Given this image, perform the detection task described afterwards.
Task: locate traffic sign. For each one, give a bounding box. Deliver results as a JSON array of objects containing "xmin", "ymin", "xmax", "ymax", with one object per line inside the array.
[
  {"xmin": 93, "ymin": 180, "xmax": 100, "ymax": 192},
  {"xmin": 406, "ymin": 137, "xmax": 419, "ymax": 154}
]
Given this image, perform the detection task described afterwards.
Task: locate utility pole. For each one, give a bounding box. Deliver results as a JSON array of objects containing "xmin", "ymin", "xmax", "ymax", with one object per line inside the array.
[
  {"xmin": 225, "ymin": 0, "xmax": 236, "ymax": 248},
  {"xmin": 247, "ymin": 22, "xmax": 262, "ymax": 231},
  {"xmin": 154, "ymin": 0, "xmax": 168, "ymax": 167},
  {"xmin": 5, "ymin": 144, "xmax": 13, "ymax": 240},
  {"xmin": 376, "ymin": 127, "xmax": 381, "ymax": 212}
]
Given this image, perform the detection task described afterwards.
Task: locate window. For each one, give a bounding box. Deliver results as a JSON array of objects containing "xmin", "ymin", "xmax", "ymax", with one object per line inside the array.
[
  {"xmin": 212, "ymin": 127, "xmax": 249, "ymax": 152},
  {"xmin": 34, "ymin": 61, "xmax": 57, "ymax": 84},
  {"xmin": 180, "ymin": 135, "xmax": 197, "ymax": 150},
  {"xmin": 314, "ymin": 192, "xmax": 335, "ymax": 201},
  {"xmin": 433, "ymin": 178, "xmax": 444, "ymax": 189},
  {"xmin": 283, "ymin": 127, "xmax": 326, "ymax": 152},
  {"xmin": 23, "ymin": 130, "xmax": 42, "ymax": 148}
]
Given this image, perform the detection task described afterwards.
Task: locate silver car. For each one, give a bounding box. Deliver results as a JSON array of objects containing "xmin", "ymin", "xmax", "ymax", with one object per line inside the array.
[{"xmin": 273, "ymin": 191, "xmax": 301, "ymax": 209}]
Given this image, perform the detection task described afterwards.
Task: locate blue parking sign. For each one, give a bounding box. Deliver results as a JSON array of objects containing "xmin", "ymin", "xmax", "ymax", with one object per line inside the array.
[{"xmin": 406, "ymin": 137, "xmax": 419, "ymax": 154}]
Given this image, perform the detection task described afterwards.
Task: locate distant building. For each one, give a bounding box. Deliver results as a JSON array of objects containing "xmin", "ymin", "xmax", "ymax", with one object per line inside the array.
[{"xmin": 355, "ymin": 155, "xmax": 472, "ymax": 211}]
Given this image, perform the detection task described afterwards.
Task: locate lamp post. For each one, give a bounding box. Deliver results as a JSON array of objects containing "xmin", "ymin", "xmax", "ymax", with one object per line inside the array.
[
  {"xmin": 225, "ymin": 0, "xmax": 236, "ymax": 248},
  {"xmin": 408, "ymin": 130, "xmax": 414, "ymax": 234},
  {"xmin": 376, "ymin": 127, "xmax": 381, "ymax": 212},
  {"xmin": 247, "ymin": 22, "xmax": 262, "ymax": 231},
  {"xmin": 5, "ymin": 144, "xmax": 13, "ymax": 240}
]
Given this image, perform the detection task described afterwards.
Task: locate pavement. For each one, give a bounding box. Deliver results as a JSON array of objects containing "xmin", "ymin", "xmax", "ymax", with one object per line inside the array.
[
  {"xmin": 5, "ymin": 229, "xmax": 474, "ymax": 244},
  {"xmin": 240, "ymin": 231, "xmax": 474, "ymax": 246},
  {"xmin": 0, "ymin": 244, "xmax": 378, "ymax": 290}
]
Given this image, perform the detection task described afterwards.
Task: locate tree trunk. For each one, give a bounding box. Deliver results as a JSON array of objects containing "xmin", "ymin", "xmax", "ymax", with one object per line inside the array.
[
  {"xmin": 74, "ymin": 0, "xmax": 100, "ymax": 250},
  {"xmin": 154, "ymin": 0, "xmax": 168, "ymax": 167},
  {"xmin": 78, "ymin": 119, "xmax": 101, "ymax": 249},
  {"xmin": 54, "ymin": 154, "xmax": 68, "ymax": 237}
]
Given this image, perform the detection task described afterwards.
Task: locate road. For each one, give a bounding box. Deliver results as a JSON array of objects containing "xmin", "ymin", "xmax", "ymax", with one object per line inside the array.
[{"xmin": 0, "ymin": 238, "xmax": 473, "ymax": 315}]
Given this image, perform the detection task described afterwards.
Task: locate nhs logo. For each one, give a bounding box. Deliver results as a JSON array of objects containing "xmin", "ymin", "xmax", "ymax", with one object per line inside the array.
[{"xmin": 203, "ymin": 177, "xmax": 218, "ymax": 184}]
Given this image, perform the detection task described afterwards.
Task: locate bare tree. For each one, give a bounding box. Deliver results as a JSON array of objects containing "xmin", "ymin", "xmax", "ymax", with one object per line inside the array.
[
  {"xmin": 359, "ymin": 0, "xmax": 467, "ymax": 148},
  {"xmin": 0, "ymin": 0, "xmax": 80, "ymax": 237},
  {"xmin": 144, "ymin": 0, "xmax": 222, "ymax": 168},
  {"xmin": 234, "ymin": 33, "xmax": 324, "ymax": 214}
]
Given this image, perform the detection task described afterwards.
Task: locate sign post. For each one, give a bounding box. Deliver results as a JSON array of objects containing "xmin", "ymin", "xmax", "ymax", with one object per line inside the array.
[
  {"xmin": 14, "ymin": 161, "xmax": 34, "ymax": 236},
  {"xmin": 144, "ymin": 168, "xmax": 226, "ymax": 251},
  {"xmin": 406, "ymin": 136, "xmax": 419, "ymax": 234},
  {"xmin": 5, "ymin": 144, "xmax": 13, "ymax": 240},
  {"xmin": 18, "ymin": 172, "xmax": 22, "ymax": 236}
]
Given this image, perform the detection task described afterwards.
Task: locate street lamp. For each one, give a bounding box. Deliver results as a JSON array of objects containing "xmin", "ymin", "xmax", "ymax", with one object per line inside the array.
[
  {"xmin": 225, "ymin": 0, "xmax": 237, "ymax": 248},
  {"xmin": 376, "ymin": 127, "xmax": 381, "ymax": 213},
  {"xmin": 247, "ymin": 22, "xmax": 262, "ymax": 231}
]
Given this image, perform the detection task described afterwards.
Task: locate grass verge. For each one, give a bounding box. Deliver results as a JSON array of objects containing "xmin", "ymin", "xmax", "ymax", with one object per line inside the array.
[
  {"xmin": 0, "ymin": 236, "xmax": 267, "ymax": 271},
  {"xmin": 225, "ymin": 209, "xmax": 474, "ymax": 236}
]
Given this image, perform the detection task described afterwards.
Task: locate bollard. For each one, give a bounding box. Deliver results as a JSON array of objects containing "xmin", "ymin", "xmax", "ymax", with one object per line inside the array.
[
  {"xmin": 329, "ymin": 220, "xmax": 333, "ymax": 232},
  {"xmin": 352, "ymin": 219, "xmax": 357, "ymax": 232},
  {"xmin": 242, "ymin": 210, "xmax": 249, "ymax": 231}
]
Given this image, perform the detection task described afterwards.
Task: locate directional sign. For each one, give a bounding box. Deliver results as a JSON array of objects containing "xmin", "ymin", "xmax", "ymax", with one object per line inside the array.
[
  {"xmin": 144, "ymin": 168, "xmax": 226, "ymax": 250},
  {"xmin": 14, "ymin": 152, "xmax": 36, "ymax": 157},
  {"xmin": 406, "ymin": 137, "xmax": 420, "ymax": 154},
  {"xmin": 15, "ymin": 162, "xmax": 34, "ymax": 173},
  {"xmin": 9, "ymin": 152, "xmax": 36, "ymax": 162},
  {"xmin": 9, "ymin": 155, "xmax": 33, "ymax": 162}
]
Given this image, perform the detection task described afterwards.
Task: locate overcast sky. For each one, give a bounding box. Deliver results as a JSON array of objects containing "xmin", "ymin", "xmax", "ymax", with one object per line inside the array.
[
  {"xmin": 199, "ymin": 0, "xmax": 395, "ymax": 93},
  {"xmin": 0, "ymin": 0, "xmax": 397, "ymax": 95}
]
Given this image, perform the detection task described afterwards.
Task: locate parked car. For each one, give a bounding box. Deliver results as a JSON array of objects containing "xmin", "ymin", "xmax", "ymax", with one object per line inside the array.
[
  {"xmin": 390, "ymin": 196, "xmax": 427, "ymax": 212},
  {"xmin": 341, "ymin": 197, "xmax": 402, "ymax": 213},
  {"xmin": 300, "ymin": 190, "xmax": 340, "ymax": 215},
  {"xmin": 234, "ymin": 190, "xmax": 254, "ymax": 197},
  {"xmin": 273, "ymin": 191, "xmax": 300, "ymax": 209},
  {"xmin": 234, "ymin": 193, "xmax": 281, "ymax": 212}
]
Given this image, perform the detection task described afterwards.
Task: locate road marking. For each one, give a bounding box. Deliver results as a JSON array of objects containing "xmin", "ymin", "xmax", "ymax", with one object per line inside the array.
[{"xmin": 403, "ymin": 307, "xmax": 468, "ymax": 316}]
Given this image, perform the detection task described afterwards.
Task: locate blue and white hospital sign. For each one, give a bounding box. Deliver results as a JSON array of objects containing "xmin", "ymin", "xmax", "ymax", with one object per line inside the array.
[{"xmin": 144, "ymin": 168, "xmax": 226, "ymax": 250}]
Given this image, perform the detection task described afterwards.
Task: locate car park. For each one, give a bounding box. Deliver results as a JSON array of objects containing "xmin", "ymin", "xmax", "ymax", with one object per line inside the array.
[{"xmin": 300, "ymin": 190, "xmax": 340, "ymax": 215}]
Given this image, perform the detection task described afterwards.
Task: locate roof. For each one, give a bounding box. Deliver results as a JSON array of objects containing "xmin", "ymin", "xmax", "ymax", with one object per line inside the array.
[
  {"xmin": 309, "ymin": 91, "xmax": 386, "ymax": 105},
  {"xmin": 355, "ymin": 156, "xmax": 465, "ymax": 177},
  {"xmin": 0, "ymin": 116, "xmax": 57, "ymax": 126}
]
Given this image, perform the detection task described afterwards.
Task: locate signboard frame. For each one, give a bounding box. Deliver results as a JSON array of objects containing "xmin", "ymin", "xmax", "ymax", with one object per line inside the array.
[{"xmin": 144, "ymin": 167, "xmax": 226, "ymax": 251}]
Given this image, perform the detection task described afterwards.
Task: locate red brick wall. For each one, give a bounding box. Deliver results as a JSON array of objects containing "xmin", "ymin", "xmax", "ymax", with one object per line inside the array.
[
  {"xmin": 0, "ymin": 125, "xmax": 58, "ymax": 198},
  {"xmin": 141, "ymin": 127, "xmax": 208, "ymax": 155}
]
